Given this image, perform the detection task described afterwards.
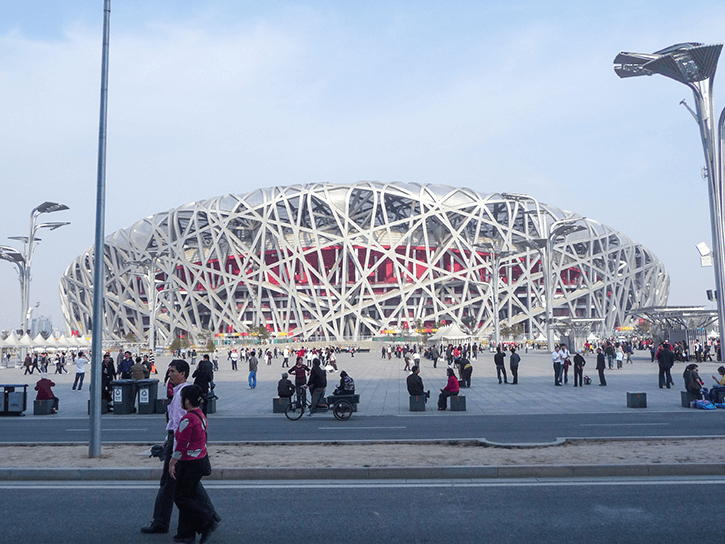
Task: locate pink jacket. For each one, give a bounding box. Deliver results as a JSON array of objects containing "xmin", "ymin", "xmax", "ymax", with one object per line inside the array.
[{"xmin": 443, "ymin": 375, "xmax": 460, "ymax": 393}]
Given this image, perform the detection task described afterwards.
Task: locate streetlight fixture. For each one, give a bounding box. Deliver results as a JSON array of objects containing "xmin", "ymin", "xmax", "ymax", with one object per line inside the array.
[
  {"xmin": 0, "ymin": 203, "xmax": 69, "ymax": 343},
  {"xmin": 502, "ymin": 193, "xmax": 586, "ymax": 350},
  {"xmin": 614, "ymin": 42, "xmax": 725, "ymax": 351},
  {"xmin": 128, "ymin": 249, "xmax": 170, "ymax": 355},
  {"xmin": 475, "ymin": 240, "xmax": 518, "ymax": 348}
]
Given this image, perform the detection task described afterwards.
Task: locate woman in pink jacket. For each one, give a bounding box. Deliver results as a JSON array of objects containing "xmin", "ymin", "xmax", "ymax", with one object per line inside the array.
[{"xmin": 438, "ymin": 367, "xmax": 460, "ymax": 410}]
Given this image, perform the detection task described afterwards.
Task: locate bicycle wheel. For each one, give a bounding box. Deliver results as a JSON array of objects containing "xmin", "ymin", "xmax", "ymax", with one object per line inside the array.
[
  {"xmin": 332, "ymin": 400, "xmax": 353, "ymax": 421},
  {"xmin": 285, "ymin": 401, "xmax": 304, "ymax": 420}
]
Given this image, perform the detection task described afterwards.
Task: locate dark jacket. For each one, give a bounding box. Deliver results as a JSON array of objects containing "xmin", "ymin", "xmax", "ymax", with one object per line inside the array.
[
  {"xmin": 308, "ymin": 364, "xmax": 327, "ymax": 390},
  {"xmin": 596, "ymin": 353, "xmax": 606, "ymax": 370},
  {"xmin": 494, "ymin": 351, "xmax": 505, "ymax": 366},
  {"xmin": 573, "ymin": 354, "xmax": 586, "ymax": 369},
  {"xmin": 657, "ymin": 348, "xmax": 675, "ymax": 369},
  {"xmin": 277, "ymin": 378, "xmax": 295, "ymax": 398},
  {"xmin": 193, "ymin": 359, "xmax": 214, "ymax": 392},
  {"xmin": 406, "ymin": 373, "xmax": 425, "ymax": 396}
]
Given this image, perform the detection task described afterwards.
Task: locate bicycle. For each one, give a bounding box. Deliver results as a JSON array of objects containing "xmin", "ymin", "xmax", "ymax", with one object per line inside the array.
[{"xmin": 284, "ymin": 386, "xmax": 353, "ymax": 421}]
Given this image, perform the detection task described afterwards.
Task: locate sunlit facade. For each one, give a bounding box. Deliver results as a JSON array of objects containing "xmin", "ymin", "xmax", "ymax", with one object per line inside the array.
[{"xmin": 60, "ymin": 182, "xmax": 669, "ymax": 343}]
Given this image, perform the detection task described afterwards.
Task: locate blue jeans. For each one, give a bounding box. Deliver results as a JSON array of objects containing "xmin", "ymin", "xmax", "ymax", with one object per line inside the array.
[
  {"xmin": 72, "ymin": 372, "xmax": 85, "ymax": 390},
  {"xmin": 248, "ymin": 371, "xmax": 256, "ymax": 388}
]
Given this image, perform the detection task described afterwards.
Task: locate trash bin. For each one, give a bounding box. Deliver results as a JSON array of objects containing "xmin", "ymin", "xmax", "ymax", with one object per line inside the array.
[
  {"xmin": 136, "ymin": 379, "xmax": 159, "ymax": 414},
  {"xmin": 110, "ymin": 379, "xmax": 136, "ymax": 415},
  {"xmin": 1, "ymin": 384, "xmax": 28, "ymax": 415}
]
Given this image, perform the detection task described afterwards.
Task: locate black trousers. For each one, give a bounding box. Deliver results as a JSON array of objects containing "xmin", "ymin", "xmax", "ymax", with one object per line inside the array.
[
  {"xmin": 438, "ymin": 390, "xmax": 458, "ymax": 409},
  {"xmin": 174, "ymin": 458, "xmax": 214, "ymax": 538},
  {"xmin": 658, "ymin": 366, "xmax": 673, "ymax": 388},
  {"xmin": 574, "ymin": 367, "xmax": 583, "ymax": 386},
  {"xmin": 151, "ymin": 431, "xmax": 215, "ymax": 531},
  {"xmin": 509, "ymin": 365, "xmax": 518, "ymax": 384},
  {"xmin": 598, "ymin": 368, "xmax": 606, "ymax": 385},
  {"xmin": 461, "ymin": 368, "xmax": 473, "ymax": 387},
  {"xmin": 496, "ymin": 365, "xmax": 507, "ymax": 383}
]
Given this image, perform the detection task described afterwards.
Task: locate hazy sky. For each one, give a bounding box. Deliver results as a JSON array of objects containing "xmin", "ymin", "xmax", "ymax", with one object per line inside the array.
[{"xmin": 1, "ymin": 0, "xmax": 724, "ymax": 333}]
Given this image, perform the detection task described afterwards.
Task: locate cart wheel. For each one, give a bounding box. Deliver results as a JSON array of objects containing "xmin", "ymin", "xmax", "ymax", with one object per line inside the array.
[
  {"xmin": 285, "ymin": 401, "xmax": 304, "ymax": 420},
  {"xmin": 333, "ymin": 400, "xmax": 353, "ymax": 421}
]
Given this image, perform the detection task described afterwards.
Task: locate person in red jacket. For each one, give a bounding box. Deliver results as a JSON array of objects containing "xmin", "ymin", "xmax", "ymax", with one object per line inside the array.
[
  {"xmin": 35, "ymin": 373, "xmax": 59, "ymax": 413},
  {"xmin": 437, "ymin": 367, "xmax": 460, "ymax": 410}
]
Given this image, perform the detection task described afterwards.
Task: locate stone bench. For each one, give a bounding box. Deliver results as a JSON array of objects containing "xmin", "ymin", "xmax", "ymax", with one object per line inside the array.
[
  {"xmin": 681, "ymin": 391, "xmax": 701, "ymax": 407},
  {"xmin": 409, "ymin": 395, "xmax": 427, "ymax": 411},
  {"xmin": 626, "ymin": 392, "xmax": 647, "ymax": 408},
  {"xmin": 273, "ymin": 397, "xmax": 291, "ymax": 413},
  {"xmin": 450, "ymin": 395, "xmax": 466, "ymax": 411},
  {"xmin": 34, "ymin": 399, "xmax": 56, "ymax": 415}
]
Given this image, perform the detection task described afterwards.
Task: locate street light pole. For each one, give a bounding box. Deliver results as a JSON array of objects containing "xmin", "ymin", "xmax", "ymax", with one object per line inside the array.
[
  {"xmin": 9, "ymin": 206, "xmax": 70, "ymax": 339},
  {"xmin": 129, "ymin": 249, "xmax": 170, "ymax": 355},
  {"xmin": 502, "ymin": 193, "xmax": 585, "ymax": 351},
  {"xmin": 614, "ymin": 42, "xmax": 725, "ymax": 352},
  {"xmin": 475, "ymin": 242, "xmax": 516, "ymax": 348}
]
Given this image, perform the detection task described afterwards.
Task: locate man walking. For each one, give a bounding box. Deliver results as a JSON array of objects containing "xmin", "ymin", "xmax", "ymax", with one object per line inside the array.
[{"xmin": 140, "ymin": 360, "xmax": 220, "ymax": 535}]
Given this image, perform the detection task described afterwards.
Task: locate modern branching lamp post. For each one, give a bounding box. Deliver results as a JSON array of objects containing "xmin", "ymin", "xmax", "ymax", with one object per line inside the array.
[
  {"xmin": 475, "ymin": 241, "xmax": 517, "ymax": 348},
  {"xmin": 501, "ymin": 193, "xmax": 585, "ymax": 350},
  {"xmin": 614, "ymin": 42, "xmax": 725, "ymax": 350}
]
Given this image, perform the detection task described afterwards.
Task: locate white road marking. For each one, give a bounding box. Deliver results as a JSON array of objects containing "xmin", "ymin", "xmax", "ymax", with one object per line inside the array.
[
  {"xmin": 579, "ymin": 423, "xmax": 669, "ymax": 427},
  {"xmin": 317, "ymin": 426, "xmax": 407, "ymax": 430},
  {"xmin": 66, "ymin": 428, "xmax": 149, "ymax": 432},
  {"xmin": 2, "ymin": 477, "xmax": 725, "ymax": 490}
]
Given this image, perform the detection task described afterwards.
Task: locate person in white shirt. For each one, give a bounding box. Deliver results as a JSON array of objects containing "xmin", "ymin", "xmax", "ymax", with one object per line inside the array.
[
  {"xmin": 72, "ymin": 351, "xmax": 88, "ymax": 391},
  {"xmin": 559, "ymin": 344, "xmax": 571, "ymax": 385},
  {"xmin": 551, "ymin": 346, "xmax": 564, "ymax": 386}
]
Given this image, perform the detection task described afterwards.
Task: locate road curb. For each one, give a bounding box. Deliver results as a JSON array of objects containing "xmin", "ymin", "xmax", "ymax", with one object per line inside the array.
[{"xmin": 2, "ymin": 462, "xmax": 725, "ymax": 481}]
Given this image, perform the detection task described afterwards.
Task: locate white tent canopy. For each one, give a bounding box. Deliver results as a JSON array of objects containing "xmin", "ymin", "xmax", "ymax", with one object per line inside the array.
[{"xmin": 429, "ymin": 323, "xmax": 471, "ymax": 342}]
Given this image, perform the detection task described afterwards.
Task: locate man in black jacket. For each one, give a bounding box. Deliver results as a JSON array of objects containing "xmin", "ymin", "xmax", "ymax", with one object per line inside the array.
[
  {"xmin": 494, "ymin": 346, "xmax": 507, "ymax": 384},
  {"xmin": 596, "ymin": 348, "xmax": 607, "ymax": 386},
  {"xmin": 307, "ymin": 358, "xmax": 327, "ymax": 416},
  {"xmin": 656, "ymin": 342, "xmax": 675, "ymax": 389},
  {"xmin": 406, "ymin": 366, "xmax": 430, "ymax": 399}
]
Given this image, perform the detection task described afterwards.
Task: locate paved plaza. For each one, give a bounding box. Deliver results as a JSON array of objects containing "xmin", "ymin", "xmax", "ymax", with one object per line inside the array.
[{"xmin": 1, "ymin": 348, "xmax": 715, "ymax": 419}]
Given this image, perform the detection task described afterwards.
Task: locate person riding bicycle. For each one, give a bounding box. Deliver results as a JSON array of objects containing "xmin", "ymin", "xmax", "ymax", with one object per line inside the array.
[
  {"xmin": 307, "ymin": 358, "xmax": 327, "ymax": 416},
  {"xmin": 332, "ymin": 371, "xmax": 355, "ymax": 396}
]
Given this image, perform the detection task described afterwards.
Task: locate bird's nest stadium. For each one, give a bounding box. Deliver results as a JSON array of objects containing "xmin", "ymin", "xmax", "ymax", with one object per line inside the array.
[{"xmin": 59, "ymin": 182, "xmax": 669, "ymax": 344}]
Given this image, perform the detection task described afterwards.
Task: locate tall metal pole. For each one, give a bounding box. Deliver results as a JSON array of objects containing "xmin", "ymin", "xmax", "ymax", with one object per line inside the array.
[
  {"xmin": 90, "ymin": 0, "xmax": 111, "ymax": 459},
  {"xmin": 615, "ymin": 43, "xmax": 725, "ymax": 353}
]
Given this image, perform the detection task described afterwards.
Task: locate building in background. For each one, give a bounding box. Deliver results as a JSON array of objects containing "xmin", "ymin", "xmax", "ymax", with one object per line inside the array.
[{"xmin": 59, "ymin": 182, "xmax": 669, "ymax": 344}]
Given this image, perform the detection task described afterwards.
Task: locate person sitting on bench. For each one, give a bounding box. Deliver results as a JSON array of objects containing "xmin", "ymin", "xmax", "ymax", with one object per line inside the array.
[
  {"xmin": 277, "ymin": 373, "xmax": 295, "ymax": 398},
  {"xmin": 438, "ymin": 367, "xmax": 460, "ymax": 410},
  {"xmin": 709, "ymin": 366, "xmax": 725, "ymax": 403},
  {"xmin": 333, "ymin": 371, "xmax": 355, "ymax": 396},
  {"xmin": 35, "ymin": 373, "xmax": 59, "ymax": 413},
  {"xmin": 684, "ymin": 363, "xmax": 706, "ymax": 400}
]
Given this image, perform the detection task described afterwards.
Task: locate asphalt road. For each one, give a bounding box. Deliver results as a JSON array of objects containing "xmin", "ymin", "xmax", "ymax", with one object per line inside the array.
[
  {"xmin": 2, "ymin": 411, "xmax": 725, "ymax": 444},
  {"xmin": 2, "ymin": 477, "xmax": 722, "ymax": 544}
]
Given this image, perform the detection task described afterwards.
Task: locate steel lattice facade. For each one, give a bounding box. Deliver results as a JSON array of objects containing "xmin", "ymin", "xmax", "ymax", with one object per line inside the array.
[{"xmin": 59, "ymin": 182, "xmax": 669, "ymax": 343}]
